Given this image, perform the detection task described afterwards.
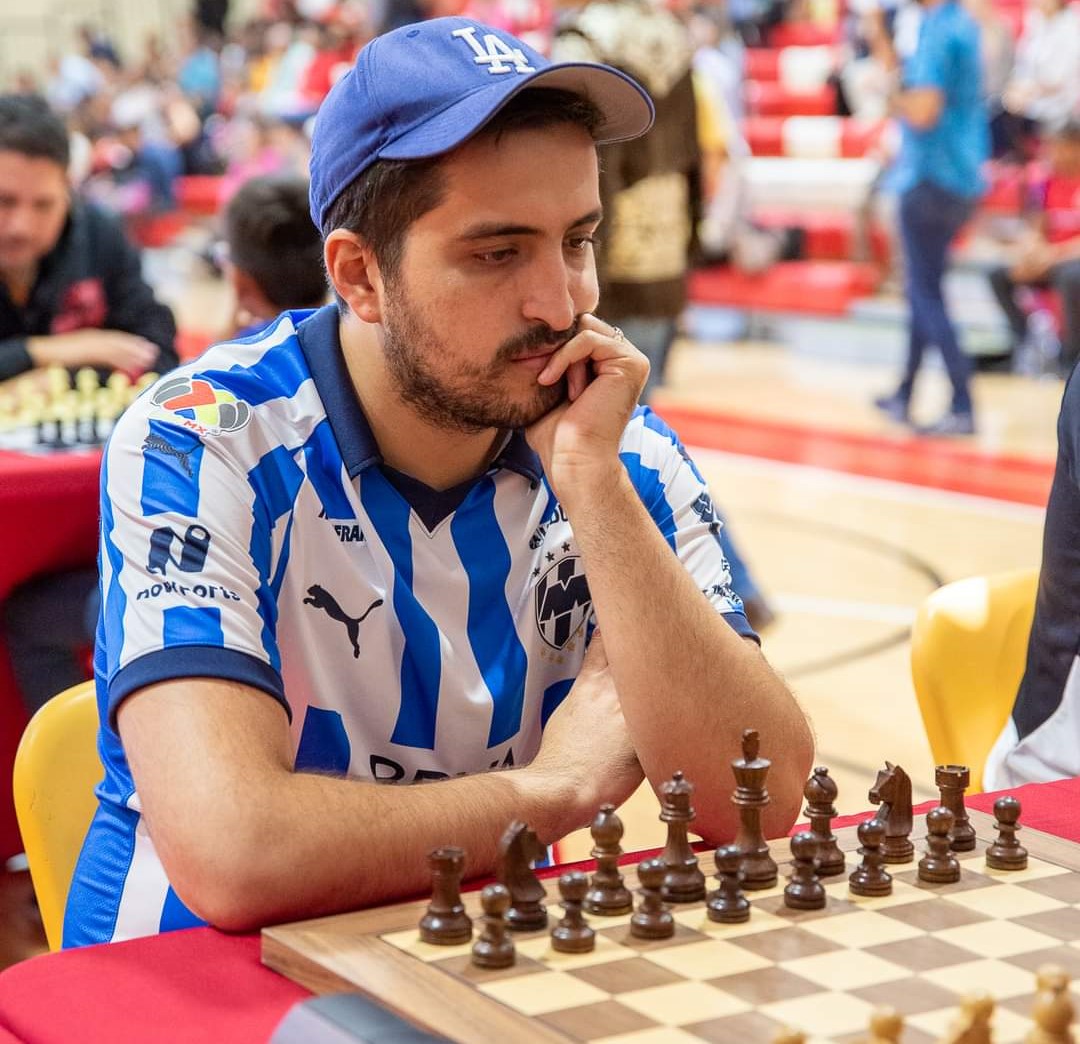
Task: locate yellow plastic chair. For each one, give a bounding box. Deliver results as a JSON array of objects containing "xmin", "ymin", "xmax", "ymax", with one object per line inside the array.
[
  {"xmin": 13, "ymin": 679, "xmax": 102, "ymax": 950},
  {"xmin": 910, "ymin": 569, "xmax": 1039, "ymax": 794}
]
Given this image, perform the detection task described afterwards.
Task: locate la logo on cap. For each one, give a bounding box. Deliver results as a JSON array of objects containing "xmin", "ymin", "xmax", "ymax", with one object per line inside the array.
[{"xmin": 451, "ymin": 26, "xmax": 535, "ymax": 75}]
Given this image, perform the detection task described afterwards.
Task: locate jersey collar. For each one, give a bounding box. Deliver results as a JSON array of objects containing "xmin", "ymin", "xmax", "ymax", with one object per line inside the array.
[{"xmin": 295, "ymin": 304, "xmax": 543, "ymax": 486}]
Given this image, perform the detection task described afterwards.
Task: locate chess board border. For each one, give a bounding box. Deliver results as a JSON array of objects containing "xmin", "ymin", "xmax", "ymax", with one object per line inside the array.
[{"xmin": 261, "ymin": 808, "xmax": 1080, "ymax": 1043}]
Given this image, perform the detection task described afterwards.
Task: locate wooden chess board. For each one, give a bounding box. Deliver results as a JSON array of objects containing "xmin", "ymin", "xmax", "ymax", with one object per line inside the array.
[{"xmin": 262, "ymin": 809, "xmax": 1080, "ymax": 1043}]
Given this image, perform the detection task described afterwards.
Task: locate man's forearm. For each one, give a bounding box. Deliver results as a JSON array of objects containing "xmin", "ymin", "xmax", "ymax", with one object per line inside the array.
[
  {"xmin": 563, "ymin": 471, "xmax": 814, "ymax": 844},
  {"xmin": 173, "ymin": 763, "xmax": 561, "ymax": 931}
]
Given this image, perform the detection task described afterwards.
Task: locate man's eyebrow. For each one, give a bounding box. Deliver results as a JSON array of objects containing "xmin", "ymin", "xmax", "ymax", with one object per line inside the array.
[{"xmin": 458, "ymin": 208, "xmax": 603, "ymax": 241}]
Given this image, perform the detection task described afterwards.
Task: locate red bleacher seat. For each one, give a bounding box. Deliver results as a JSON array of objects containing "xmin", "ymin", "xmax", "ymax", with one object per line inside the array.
[
  {"xmin": 745, "ymin": 49, "xmax": 782, "ymax": 81},
  {"xmin": 747, "ymin": 81, "xmax": 836, "ymax": 117},
  {"xmin": 127, "ymin": 211, "xmax": 187, "ymax": 249},
  {"xmin": 688, "ymin": 260, "xmax": 880, "ymax": 315},
  {"xmin": 981, "ymin": 162, "xmax": 1026, "ymax": 215},
  {"xmin": 753, "ymin": 208, "xmax": 891, "ymax": 264},
  {"xmin": 765, "ymin": 23, "xmax": 841, "ymax": 48},
  {"xmin": 175, "ymin": 175, "xmax": 226, "ymax": 217},
  {"xmin": 743, "ymin": 116, "xmax": 886, "ymax": 158}
]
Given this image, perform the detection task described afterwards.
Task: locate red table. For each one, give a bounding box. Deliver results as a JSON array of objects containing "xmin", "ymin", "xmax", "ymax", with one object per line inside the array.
[
  {"xmin": 1, "ymin": 778, "xmax": 1077, "ymax": 1044},
  {"xmin": 0, "ymin": 449, "xmax": 102, "ymax": 861}
]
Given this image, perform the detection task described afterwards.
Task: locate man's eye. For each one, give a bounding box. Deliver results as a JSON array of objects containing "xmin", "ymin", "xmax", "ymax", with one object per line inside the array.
[
  {"xmin": 567, "ymin": 235, "xmax": 597, "ymax": 251},
  {"xmin": 475, "ymin": 248, "xmax": 517, "ymax": 264}
]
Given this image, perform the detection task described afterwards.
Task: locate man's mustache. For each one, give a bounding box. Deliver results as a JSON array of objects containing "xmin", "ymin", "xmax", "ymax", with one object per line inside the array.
[{"xmin": 497, "ymin": 317, "xmax": 581, "ymax": 363}]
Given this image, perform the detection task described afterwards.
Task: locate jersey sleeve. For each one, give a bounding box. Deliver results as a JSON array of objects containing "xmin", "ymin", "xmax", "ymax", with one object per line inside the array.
[
  {"xmin": 98, "ymin": 381, "xmax": 291, "ymax": 726},
  {"xmin": 905, "ymin": 15, "xmax": 950, "ymax": 92},
  {"xmin": 619, "ymin": 407, "xmax": 757, "ymax": 642}
]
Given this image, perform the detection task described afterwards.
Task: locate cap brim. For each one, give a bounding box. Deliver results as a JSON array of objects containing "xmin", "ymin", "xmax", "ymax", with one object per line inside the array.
[{"xmin": 379, "ymin": 62, "xmax": 654, "ymax": 162}]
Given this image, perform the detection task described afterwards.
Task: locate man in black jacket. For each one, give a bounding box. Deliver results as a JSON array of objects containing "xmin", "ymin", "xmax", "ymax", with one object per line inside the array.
[{"xmin": 0, "ymin": 93, "xmax": 177, "ymax": 383}]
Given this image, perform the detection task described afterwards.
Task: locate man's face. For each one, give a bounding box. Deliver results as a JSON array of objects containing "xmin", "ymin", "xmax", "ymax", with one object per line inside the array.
[
  {"xmin": 377, "ymin": 122, "xmax": 602, "ymax": 433},
  {"xmin": 0, "ymin": 150, "xmax": 70, "ymax": 276}
]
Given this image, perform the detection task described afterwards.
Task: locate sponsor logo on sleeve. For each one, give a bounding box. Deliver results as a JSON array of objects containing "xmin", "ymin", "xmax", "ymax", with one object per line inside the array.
[{"xmin": 151, "ymin": 376, "xmax": 251, "ymax": 436}]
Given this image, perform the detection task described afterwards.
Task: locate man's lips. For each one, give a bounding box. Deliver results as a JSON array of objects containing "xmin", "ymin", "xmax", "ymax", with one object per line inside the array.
[{"xmin": 510, "ymin": 347, "xmax": 559, "ymax": 372}]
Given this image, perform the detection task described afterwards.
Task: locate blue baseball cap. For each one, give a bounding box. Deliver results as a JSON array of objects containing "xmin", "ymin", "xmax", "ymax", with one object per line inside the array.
[{"xmin": 309, "ymin": 17, "xmax": 655, "ymax": 231}]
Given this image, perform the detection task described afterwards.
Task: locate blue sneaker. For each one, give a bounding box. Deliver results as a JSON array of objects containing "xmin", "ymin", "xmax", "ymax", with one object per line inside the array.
[
  {"xmin": 917, "ymin": 411, "xmax": 975, "ymax": 436},
  {"xmin": 873, "ymin": 393, "xmax": 910, "ymax": 423}
]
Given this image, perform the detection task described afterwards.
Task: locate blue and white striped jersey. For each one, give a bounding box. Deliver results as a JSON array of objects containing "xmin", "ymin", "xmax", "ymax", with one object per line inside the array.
[{"xmin": 64, "ymin": 305, "xmax": 752, "ymax": 947}]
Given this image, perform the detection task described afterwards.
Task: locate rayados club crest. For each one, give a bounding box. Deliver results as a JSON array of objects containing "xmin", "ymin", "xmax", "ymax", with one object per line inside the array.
[{"xmin": 534, "ymin": 555, "xmax": 592, "ymax": 650}]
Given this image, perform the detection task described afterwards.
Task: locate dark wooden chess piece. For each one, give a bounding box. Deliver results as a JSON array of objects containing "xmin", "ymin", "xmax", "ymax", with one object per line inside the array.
[
  {"xmin": 471, "ymin": 883, "xmax": 515, "ymax": 968},
  {"xmin": 918, "ymin": 806, "xmax": 961, "ymax": 884},
  {"xmin": 985, "ymin": 795, "xmax": 1028, "ymax": 871},
  {"xmin": 804, "ymin": 766, "xmax": 846, "ymax": 876},
  {"xmin": 660, "ymin": 771, "xmax": 707, "ymax": 902},
  {"xmin": 784, "ymin": 831, "xmax": 827, "ymax": 910},
  {"xmin": 848, "ymin": 817, "xmax": 893, "ymax": 897},
  {"xmin": 731, "ymin": 729, "xmax": 779, "ymax": 889},
  {"xmin": 631, "ymin": 857, "xmax": 675, "ymax": 939},
  {"xmin": 419, "ymin": 845, "xmax": 473, "ymax": 945},
  {"xmin": 551, "ymin": 871, "xmax": 595, "ymax": 954},
  {"xmin": 496, "ymin": 820, "xmax": 548, "ymax": 931},
  {"xmin": 585, "ymin": 804, "xmax": 633, "ymax": 915},
  {"xmin": 868, "ymin": 761, "xmax": 915, "ymax": 863},
  {"xmin": 707, "ymin": 843, "xmax": 751, "ymax": 923},
  {"xmin": 936, "ymin": 764, "xmax": 976, "ymax": 852}
]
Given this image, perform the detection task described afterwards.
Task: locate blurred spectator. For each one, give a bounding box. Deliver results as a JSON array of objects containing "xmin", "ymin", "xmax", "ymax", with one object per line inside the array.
[
  {"xmin": 0, "ymin": 94, "xmax": 177, "ymax": 383},
  {"xmin": 988, "ymin": 119, "xmax": 1080, "ymax": 374},
  {"xmin": 176, "ymin": 24, "xmax": 223, "ymax": 119},
  {"xmin": 221, "ymin": 174, "xmax": 326, "ymax": 335},
  {"xmin": 874, "ymin": 0, "xmax": 988, "ymax": 436},
  {"xmin": 553, "ymin": 0, "xmax": 700, "ymax": 402},
  {"xmin": 194, "ymin": 0, "xmax": 231, "ymax": 37},
  {"xmin": 1000, "ymin": 0, "xmax": 1080, "ymax": 157},
  {"xmin": 77, "ymin": 24, "xmax": 122, "ymax": 70},
  {"xmin": 964, "ymin": 0, "xmax": 1015, "ymax": 159}
]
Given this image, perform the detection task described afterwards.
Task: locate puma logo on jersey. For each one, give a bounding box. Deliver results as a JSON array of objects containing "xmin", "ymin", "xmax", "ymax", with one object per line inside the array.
[
  {"xmin": 303, "ymin": 585, "xmax": 383, "ymax": 659},
  {"xmin": 451, "ymin": 26, "xmax": 534, "ymax": 74}
]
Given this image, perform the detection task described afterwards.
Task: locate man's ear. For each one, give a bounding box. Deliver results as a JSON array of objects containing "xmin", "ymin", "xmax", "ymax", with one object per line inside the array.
[
  {"xmin": 230, "ymin": 267, "xmax": 271, "ymax": 326},
  {"xmin": 324, "ymin": 231, "xmax": 383, "ymax": 323}
]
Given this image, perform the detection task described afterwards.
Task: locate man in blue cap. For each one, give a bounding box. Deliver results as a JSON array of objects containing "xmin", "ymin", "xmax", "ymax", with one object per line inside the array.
[{"xmin": 66, "ymin": 18, "xmax": 812, "ymax": 946}]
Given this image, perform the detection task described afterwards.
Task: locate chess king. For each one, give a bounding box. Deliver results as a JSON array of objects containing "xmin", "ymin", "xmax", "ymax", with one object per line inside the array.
[{"xmin": 65, "ymin": 17, "xmax": 813, "ymax": 946}]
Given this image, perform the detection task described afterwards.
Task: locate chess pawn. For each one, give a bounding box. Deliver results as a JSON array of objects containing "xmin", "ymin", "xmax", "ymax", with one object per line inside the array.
[
  {"xmin": 866, "ymin": 1006, "xmax": 903, "ymax": 1043},
  {"xmin": 784, "ymin": 831, "xmax": 826, "ymax": 910},
  {"xmin": 707, "ymin": 843, "xmax": 751, "ymax": 924},
  {"xmin": 803, "ymin": 766, "xmax": 846, "ymax": 876},
  {"xmin": 585, "ymin": 805, "xmax": 633, "ymax": 916},
  {"xmin": 1027, "ymin": 964, "xmax": 1074, "ymax": 1044},
  {"xmin": 419, "ymin": 846, "xmax": 472, "ymax": 945},
  {"xmin": 986, "ymin": 795, "xmax": 1028, "ymax": 871},
  {"xmin": 848, "ymin": 817, "xmax": 893, "ymax": 897},
  {"xmin": 551, "ymin": 871, "xmax": 595, "ymax": 954},
  {"xmin": 731, "ymin": 729, "xmax": 779, "ymax": 890},
  {"xmin": 631, "ymin": 857, "xmax": 675, "ymax": 940},
  {"xmin": 659, "ymin": 771, "xmax": 707, "ymax": 903},
  {"xmin": 918, "ymin": 807, "xmax": 961, "ymax": 884},
  {"xmin": 471, "ymin": 883, "xmax": 515, "ymax": 969},
  {"xmin": 771, "ymin": 1029, "xmax": 806, "ymax": 1044},
  {"xmin": 936, "ymin": 764, "xmax": 976, "ymax": 852}
]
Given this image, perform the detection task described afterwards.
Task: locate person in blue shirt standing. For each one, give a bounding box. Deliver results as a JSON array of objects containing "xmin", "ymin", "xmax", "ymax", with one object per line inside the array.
[{"xmin": 874, "ymin": 0, "xmax": 989, "ymax": 436}]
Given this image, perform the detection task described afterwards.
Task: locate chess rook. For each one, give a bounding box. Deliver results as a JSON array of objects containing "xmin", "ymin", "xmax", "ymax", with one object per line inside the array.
[
  {"xmin": 585, "ymin": 804, "xmax": 633, "ymax": 915},
  {"xmin": 918, "ymin": 806, "xmax": 961, "ymax": 884},
  {"xmin": 803, "ymin": 766, "xmax": 845, "ymax": 876},
  {"xmin": 419, "ymin": 846, "xmax": 472, "ymax": 945},
  {"xmin": 936, "ymin": 764, "xmax": 976, "ymax": 852},
  {"xmin": 659, "ymin": 771, "xmax": 706, "ymax": 903},
  {"xmin": 707, "ymin": 843, "xmax": 751, "ymax": 923},
  {"xmin": 731, "ymin": 729, "xmax": 779, "ymax": 889},
  {"xmin": 986, "ymin": 795, "xmax": 1028, "ymax": 871},
  {"xmin": 471, "ymin": 883, "xmax": 515, "ymax": 969}
]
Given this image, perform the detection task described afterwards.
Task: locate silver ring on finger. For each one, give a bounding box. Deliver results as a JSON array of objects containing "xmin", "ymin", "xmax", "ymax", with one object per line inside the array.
[{"xmin": 610, "ymin": 325, "xmax": 624, "ymax": 342}]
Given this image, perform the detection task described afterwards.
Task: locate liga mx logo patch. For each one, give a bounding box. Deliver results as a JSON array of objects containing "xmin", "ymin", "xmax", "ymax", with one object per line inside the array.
[
  {"xmin": 151, "ymin": 375, "xmax": 251, "ymax": 436},
  {"xmin": 535, "ymin": 556, "xmax": 591, "ymax": 649}
]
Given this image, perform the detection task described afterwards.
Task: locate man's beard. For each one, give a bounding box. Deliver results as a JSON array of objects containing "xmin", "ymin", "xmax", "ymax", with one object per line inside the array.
[{"xmin": 381, "ymin": 279, "xmax": 577, "ymax": 434}]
